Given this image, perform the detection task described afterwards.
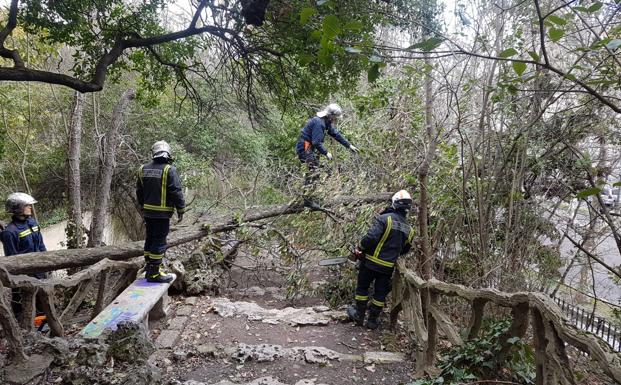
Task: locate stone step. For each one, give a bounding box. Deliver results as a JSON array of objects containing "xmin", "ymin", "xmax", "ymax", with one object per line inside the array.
[
  {"xmin": 164, "ymin": 342, "xmax": 404, "ymax": 366},
  {"xmin": 211, "ymin": 298, "xmax": 347, "ymax": 326},
  {"xmin": 179, "ymin": 377, "xmax": 327, "ymax": 385}
]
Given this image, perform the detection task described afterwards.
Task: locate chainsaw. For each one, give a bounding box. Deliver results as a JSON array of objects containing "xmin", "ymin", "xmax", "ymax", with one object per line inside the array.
[{"xmin": 318, "ymin": 247, "xmax": 363, "ymax": 266}]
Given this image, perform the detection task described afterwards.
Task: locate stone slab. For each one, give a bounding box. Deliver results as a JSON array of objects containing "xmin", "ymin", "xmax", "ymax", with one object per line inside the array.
[
  {"xmin": 156, "ymin": 329, "xmax": 181, "ymax": 349},
  {"xmin": 175, "ymin": 306, "xmax": 194, "ymax": 316},
  {"xmin": 80, "ymin": 275, "xmax": 176, "ymax": 339},
  {"xmin": 363, "ymin": 351, "xmax": 405, "ymax": 364},
  {"xmin": 167, "ymin": 316, "xmax": 189, "ymax": 330}
]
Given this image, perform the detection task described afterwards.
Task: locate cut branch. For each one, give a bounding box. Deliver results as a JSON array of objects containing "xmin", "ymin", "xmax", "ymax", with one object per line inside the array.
[{"xmin": 0, "ymin": 193, "xmax": 392, "ymax": 275}]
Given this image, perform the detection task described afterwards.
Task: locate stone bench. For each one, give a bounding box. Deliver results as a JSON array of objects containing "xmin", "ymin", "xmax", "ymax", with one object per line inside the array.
[{"xmin": 80, "ymin": 274, "xmax": 176, "ymax": 339}]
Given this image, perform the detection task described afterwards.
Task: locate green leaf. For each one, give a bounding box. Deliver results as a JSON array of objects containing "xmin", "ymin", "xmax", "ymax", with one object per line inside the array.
[
  {"xmin": 605, "ymin": 39, "xmax": 621, "ymax": 50},
  {"xmin": 298, "ymin": 54, "xmax": 314, "ymax": 65},
  {"xmin": 547, "ymin": 15, "xmax": 567, "ymax": 25},
  {"xmin": 300, "ymin": 7, "xmax": 316, "ymax": 25},
  {"xmin": 368, "ymin": 63, "xmax": 380, "ymax": 82},
  {"xmin": 577, "ymin": 187, "xmax": 601, "ymax": 199},
  {"xmin": 527, "ymin": 51, "xmax": 540, "ymax": 61},
  {"xmin": 573, "ymin": 6, "xmax": 589, "ymax": 12},
  {"xmin": 614, "ymin": 182, "xmax": 621, "ymax": 187},
  {"xmin": 344, "ymin": 21, "xmax": 364, "ymax": 31},
  {"xmin": 322, "ymin": 15, "xmax": 341, "ymax": 40},
  {"xmin": 512, "ymin": 61, "xmax": 527, "ymax": 76},
  {"xmin": 408, "ymin": 37, "xmax": 444, "ymax": 52},
  {"xmin": 587, "ymin": 2, "xmax": 603, "ymax": 12},
  {"xmin": 549, "ymin": 27, "xmax": 565, "ymax": 42},
  {"xmin": 344, "ymin": 46, "xmax": 362, "ymax": 53},
  {"xmin": 499, "ymin": 48, "xmax": 518, "ymax": 58},
  {"xmin": 564, "ymin": 73, "xmax": 577, "ymax": 81}
]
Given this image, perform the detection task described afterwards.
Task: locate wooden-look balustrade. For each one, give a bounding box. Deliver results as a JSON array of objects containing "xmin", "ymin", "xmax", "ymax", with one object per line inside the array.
[{"xmin": 390, "ymin": 260, "xmax": 621, "ymax": 385}]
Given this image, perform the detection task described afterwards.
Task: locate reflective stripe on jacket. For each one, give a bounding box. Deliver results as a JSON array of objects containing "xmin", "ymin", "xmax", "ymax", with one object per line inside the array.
[
  {"xmin": 136, "ymin": 160, "xmax": 185, "ymax": 219},
  {"xmin": 359, "ymin": 209, "xmax": 414, "ymax": 274},
  {"xmin": 1, "ymin": 217, "xmax": 47, "ymax": 256}
]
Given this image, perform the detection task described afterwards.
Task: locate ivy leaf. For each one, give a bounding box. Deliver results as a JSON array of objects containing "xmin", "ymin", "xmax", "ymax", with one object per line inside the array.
[
  {"xmin": 549, "ymin": 27, "xmax": 565, "ymax": 42},
  {"xmin": 577, "ymin": 187, "xmax": 601, "ymax": 199},
  {"xmin": 527, "ymin": 51, "xmax": 540, "ymax": 62},
  {"xmin": 605, "ymin": 39, "xmax": 621, "ymax": 50},
  {"xmin": 300, "ymin": 7, "xmax": 316, "ymax": 25},
  {"xmin": 408, "ymin": 37, "xmax": 444, "ymax": 52},
  {"xmin": 512, "ymin": 61, "xmax": 527, "ymax": 76},
  {"xmin": 587, "ymin": 2, "xmax": 603, "ymax": 12},
  {"xmin": 547, "ymin": 15, "xmax": 567, "ymax": 25},
  {"xmin": 368, "ymin": 62, "xmax": 380, "ymax": 82},
  {"xmin": 322, "ymin": 15, "xmax": 341, "ymax": 40},
  {"xmin": 499, "ymin": 48, "xmax": 518, "ymax": 58}
]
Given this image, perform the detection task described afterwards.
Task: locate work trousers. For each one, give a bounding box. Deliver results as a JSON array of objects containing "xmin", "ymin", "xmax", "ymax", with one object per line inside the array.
[
  {"xmin": 144, "ymin": 217, "xmax": 170, "ymax": 264},
  {"xmin": 354, "ymin": 264, "xmax": 393, "ymax": 309}
]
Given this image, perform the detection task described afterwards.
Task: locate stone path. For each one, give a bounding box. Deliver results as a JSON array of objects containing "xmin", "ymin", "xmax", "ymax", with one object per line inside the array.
[{"xmin": 149, "ymin": 291, "xmax": 415, "ymax": 385}]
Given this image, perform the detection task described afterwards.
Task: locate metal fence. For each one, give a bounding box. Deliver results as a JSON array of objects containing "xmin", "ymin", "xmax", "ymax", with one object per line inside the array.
[{"xmin": 553, "ymin": 297, "xmax": 621, "ymax": 352}]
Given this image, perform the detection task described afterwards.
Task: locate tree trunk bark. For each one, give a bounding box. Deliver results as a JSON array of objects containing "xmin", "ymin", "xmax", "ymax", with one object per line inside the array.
[
  {"xmin": 87, "ymin": 89, "xmax": 136, "ymax": 247},
  {"xmin": 418, "ymin": 53, "xmax": 437, "ymax": 367},
  {"xmin": 67, "ymin": 91, "xmax": 86, "ymax": 248},
  {"xmin": 1, "ymin": 193, "xmax": 392, "ymax": 275}
]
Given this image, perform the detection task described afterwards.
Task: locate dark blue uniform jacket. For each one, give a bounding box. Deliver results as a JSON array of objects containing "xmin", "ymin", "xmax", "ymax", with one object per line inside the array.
[
  {"xmin": 136, "ymin": 159, "xmax": 186, "ymax": 219},
  {"xmin": 295, "ymin": 117, "xmax": 350, "ymax": 156},
  {"xmin": 1, "ymin": 217, "xmax": 47, "ymax": 256},
  {"xmin": 359, "ymin": 208, "xmax": 414, "ymax": 274}
]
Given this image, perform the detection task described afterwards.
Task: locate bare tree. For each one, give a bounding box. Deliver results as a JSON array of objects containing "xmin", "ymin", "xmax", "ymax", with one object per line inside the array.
[
  {"xmin": 66, "ymin": 91, "xmax": 86, "ymax": 248},
  {"xmin": 88, "ymin": 89, "xmax": 136, "ymax": 247}
]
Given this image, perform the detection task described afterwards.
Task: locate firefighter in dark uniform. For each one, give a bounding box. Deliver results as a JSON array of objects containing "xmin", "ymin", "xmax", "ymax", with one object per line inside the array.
[
  {"xmin": 136, "ymin": 140, "xmax": 185, "ymax": 283},
  {"xmin": 295, "ymin": 103, "xmax": 359, "ymax": 200},
  {"xmin": 1, "ymin": 192, "xmax": 47, "ymax": 320},
  {"xmin": 347, "ymin": 190, "xmax": 414, "ymax": 329}
]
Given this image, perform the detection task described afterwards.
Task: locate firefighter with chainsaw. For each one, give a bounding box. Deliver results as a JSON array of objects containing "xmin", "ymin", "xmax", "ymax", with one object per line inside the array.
[
  {"xmin": 136, "ymin": 140, "xmax": 185, "ymax": 283},
  {"xmin": 347, "ymin": 190, "xmax": 415, "ymax": 330},
  {"xmin": 295, "ymin": 103, "xmax": 359, "ymax": 200},
  {"xmin": 0, "ymin": 193, "xmax": 47, "ymax": 324}
]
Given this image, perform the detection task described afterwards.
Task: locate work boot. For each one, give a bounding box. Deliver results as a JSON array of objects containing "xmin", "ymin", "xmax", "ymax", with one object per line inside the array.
[
  {"xmin": 347, "ymin": 300, "xmax": 367, "ymax": 326},
  {"xmin": 366, "ymin": 305, "xmax": 382, "ymax": 330},
  {"xmin": 146, "ymin": 263, "xmax": 174, "ymax": 283}
]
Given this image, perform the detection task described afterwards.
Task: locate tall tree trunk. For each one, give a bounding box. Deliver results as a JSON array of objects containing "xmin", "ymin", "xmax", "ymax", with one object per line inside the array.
[
  {"xmin": 66, "ymin": 91, "xmax": 86, "ymax": 248},
  {"xmin": 418, "ymin": 53, "xmax": 438, "ymax": 367},
  {"xmin": 88, "ymin": 89, "xmax": 135, "ymax": 247}
]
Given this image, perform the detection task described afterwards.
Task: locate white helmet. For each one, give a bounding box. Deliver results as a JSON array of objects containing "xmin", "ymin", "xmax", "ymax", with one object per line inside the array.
[
  {"xmin": 391, "ymin": 190, "xmax": 412, "ymax": 211},
  {"xmin": 152, "ymin": 140, "xmax": 172, "ymax": 159},
  {"xmin": 5, "ymin": 192, "xmax": 37, "ymax": 215},
  {"xmin": 316, "ymin": 103, "xmax": 343, "ymax": 118}
]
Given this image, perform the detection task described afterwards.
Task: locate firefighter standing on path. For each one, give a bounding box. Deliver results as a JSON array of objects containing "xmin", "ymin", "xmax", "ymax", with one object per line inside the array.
[
  {"xmin": 347, "ymin": 190, "xmax": 415, "ymax": 330},
  {"xmin": 0, "ymin": 193, "xmax": 47, "ymax": 321},
  {"xmin": 136, "ymin": 140, "xmax": 185, "ymax": 283},
  {"xmin": 295, "ymin": 103, "xmax": 359, "ymax": 197}
]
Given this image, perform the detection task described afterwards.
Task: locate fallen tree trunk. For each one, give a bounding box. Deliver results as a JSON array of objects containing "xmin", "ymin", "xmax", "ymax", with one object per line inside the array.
[{"xmin": 0, "ymin": 193, "xmax": 391, "ymax": 275}]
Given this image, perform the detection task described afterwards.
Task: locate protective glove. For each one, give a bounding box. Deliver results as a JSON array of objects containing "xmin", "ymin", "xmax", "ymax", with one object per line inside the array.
[
  {"xmin": 326, "ymin": 152, "xmax": 333, "ymax": 160},
  {"xmin": 177, "ymin": 212, "xmax": 184, "ymax": 223},
  {"xmin": 349, "ymin": 144, "xmax": 360, "ymax": 153}
]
